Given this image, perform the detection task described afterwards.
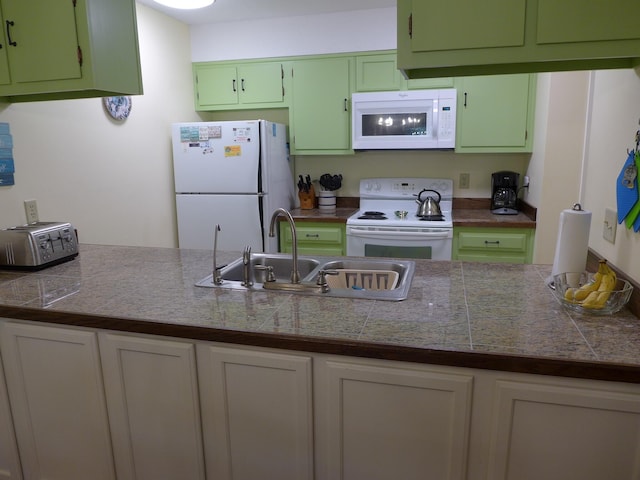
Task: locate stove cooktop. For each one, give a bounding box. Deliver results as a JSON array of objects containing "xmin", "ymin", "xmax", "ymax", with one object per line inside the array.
[{"xmin": 347, "ymin": 178, "xmax": 454, "ymax": 228}]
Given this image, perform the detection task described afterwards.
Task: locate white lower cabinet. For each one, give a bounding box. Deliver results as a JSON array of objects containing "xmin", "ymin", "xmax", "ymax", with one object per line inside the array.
[
  {"xmin": 485, "ymin": 378, "xmax": 640, "ymax": 480},
  {"xmin": 0, "ymin": 321, "xmax": 115, "ymax": 480},
  {"xmin": 0, "ymin": 353, "xmax": 21, "ymax": 480},
  {"xmin": 98, "ymin": 333, "xmax": 205, "ymax": 480},
  {"xmin": 315, "ymin": 357, "xmax": 474, "ymax": 480},
  {"xmin": 196, "ymin": 344, "xmax": 314, "ymax": 480},
  {"xmin": 2, "ymin": 319, "xmax": 640, "ymax": 480}
]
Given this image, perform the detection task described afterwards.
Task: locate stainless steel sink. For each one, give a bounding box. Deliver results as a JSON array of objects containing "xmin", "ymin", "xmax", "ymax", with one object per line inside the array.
[
  {"xmin": 196, "ymin": 254, "xmax": 415, "ymax": 301},
  {"xmin": 196, "ymin": 253, "xmax": 320, "ymax": 287}
]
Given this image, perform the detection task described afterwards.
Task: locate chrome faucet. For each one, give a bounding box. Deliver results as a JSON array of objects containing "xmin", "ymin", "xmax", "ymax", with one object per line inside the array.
[
  {"xmin": 268, "ymin": 208, "xmax": 300, "ymax": 283},
  {"xmin": 212, "ymin": 224, "xmax": 223, "ymax": 285},
  {"xmin": 241, "ymin": 246, "xmax": 253, "ymax": 287}
]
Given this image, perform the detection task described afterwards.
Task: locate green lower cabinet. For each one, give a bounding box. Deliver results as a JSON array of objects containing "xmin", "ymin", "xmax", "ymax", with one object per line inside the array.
[
  {"xmin": 279, "ymin": 222, "xmax": 346, "ymax": 256},
  {"xmin": 452, "ymin": 227, "xmax": 535, "ymax": 264}
]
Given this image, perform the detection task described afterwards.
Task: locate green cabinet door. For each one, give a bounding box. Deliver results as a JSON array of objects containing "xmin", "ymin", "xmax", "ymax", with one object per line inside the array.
[
  {"xmin": 290, "ymin": 57, "xmax": 353, "ymax": 154},
  {"xmin": 195, "ymin": 65, "xmax": 239, "ymax": 107},
  {"xmin": 0, "ymin": 5, "xmax": 9, "ymax": 85},
  {"xmin": 537, "ymin": 0, "xmax": 637, "ymax": 44},
  {"xmin": 237, "ymin": 63, "xmax": 284, "ymax": 105},
  {"xmin": 453, "ymin": 227, "xmax": 534, "ymax": 263},
  {"xmin": 355, "ymin": 52, "xmax": 453, "ymax": 92},
  {"xmin": 279, "ymin": 222, "xmax": 346, "ymax": 256},
  {"xmin": 3, "ymin": 0, "xmax": 80, "ymax": 84},
  {"xmin": 410, "ymin": 0, "xmax": 526, "ymax": 52},
  {"xmin": 455, "ymin": 74, "xmax": 535, "ymax": 153},
  {"xmin": 0, "ymin": 0, "xmax": 142, "ymax": 101},
  {"xmin": 356, "ymin": 54, "xmax": 405, "ymax": 92},
  {"xmin": 194, "ymin": 61, "xmax": 285, "ymax": 110},
  {"xmin": 398, "ymin": 0, "xmax": 640, "ymax": 78}
]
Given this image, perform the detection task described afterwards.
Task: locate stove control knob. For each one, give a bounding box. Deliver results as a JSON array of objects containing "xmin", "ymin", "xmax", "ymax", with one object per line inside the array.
[{"xmin": 373, "ymin": 182, "xmax": 381, "ymax": 191}]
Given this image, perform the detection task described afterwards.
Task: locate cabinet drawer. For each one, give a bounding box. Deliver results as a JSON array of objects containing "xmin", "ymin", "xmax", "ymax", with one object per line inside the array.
[
  {"xmin": 282, "ymin": 225, "xmax": 343, "ymax": 245},
  {"xmin": 457, "ymin": 231, "xmax": 528, "ymax": 253}
]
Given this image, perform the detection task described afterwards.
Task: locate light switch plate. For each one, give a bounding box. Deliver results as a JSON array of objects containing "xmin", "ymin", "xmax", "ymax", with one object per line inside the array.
[{"xmin": 603, "ymin": 208, "xmax": 617, "ymax": 243}]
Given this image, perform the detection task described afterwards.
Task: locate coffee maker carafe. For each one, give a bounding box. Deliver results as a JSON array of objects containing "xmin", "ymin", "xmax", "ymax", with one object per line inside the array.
[{"xmin": 491, "ymin": 171, "xmax": 519, "ymax": 215}]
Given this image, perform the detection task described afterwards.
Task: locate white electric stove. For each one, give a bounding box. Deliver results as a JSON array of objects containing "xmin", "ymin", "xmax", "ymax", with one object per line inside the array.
[{"xmin": 346, "ymin": 178, "xmax": 454, "ymax": 260}]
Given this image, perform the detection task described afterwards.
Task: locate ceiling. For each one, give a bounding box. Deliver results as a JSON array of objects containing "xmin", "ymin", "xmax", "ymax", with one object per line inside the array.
[{"xmin": 136, "ymin": 0, "xmax": 396, "ymax": 25}]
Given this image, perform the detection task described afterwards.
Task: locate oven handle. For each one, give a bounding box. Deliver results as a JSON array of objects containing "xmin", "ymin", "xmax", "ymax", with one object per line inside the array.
[{"xmin": 347, "ymin": 228, "xmax": 452, "ymax": 240}]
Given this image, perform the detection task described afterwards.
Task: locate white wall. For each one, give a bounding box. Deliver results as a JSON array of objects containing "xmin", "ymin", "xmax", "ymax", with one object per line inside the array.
[
  {"xmin": 190, "ymin": 8, "xmax": 397, "ymax": 61},
  {"xmin": 583, "ymin": 68, "xmax": 640, "ymax": 281},
  {"xmin": 0, "ymin": 5, "xmax": 202, "ymax": 247},
  {"xmin": 527, "ymin": 72, "xmax": 591, "ymax": 264}
]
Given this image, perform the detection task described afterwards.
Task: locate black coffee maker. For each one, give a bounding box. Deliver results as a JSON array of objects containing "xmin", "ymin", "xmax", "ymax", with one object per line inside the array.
[{"xmin": 491, "ymin": 171, "xmax": 519, "ymax": 215}]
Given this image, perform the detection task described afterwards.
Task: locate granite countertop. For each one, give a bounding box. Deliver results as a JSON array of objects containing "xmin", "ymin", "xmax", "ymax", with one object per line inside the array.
[
  {"xmin": 287, "ymin": 207, "xmax": 357, "ymax": 222},
  {"xmin": 285, "ymin": 200, "xmax": 536, "ymax": 228},
  {"xmin": 0, "ymin": 244, "xmax": 637, "ymax": 383},
  {"xmin": 452, "ymin": 209, "xmax": 536, "ymax": 228}
]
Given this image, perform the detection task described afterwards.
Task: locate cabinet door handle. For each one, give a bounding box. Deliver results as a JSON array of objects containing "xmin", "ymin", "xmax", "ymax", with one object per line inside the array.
[
  {"xmin": 232, "ymin": 79, "xmax": 236, "ymax": 92},
  {"xmin": 484, "ymin": 240, "xmax": 500, "ymax": 245},
  {"xmin": 305, "ymin": 234, "xmax": 320, "ymax": 238},
  {"xmin": 6, "ymin": 20, "xmax": 16, "ymax": 46},
  {"xmin": 241, "ymin": 78, "xmax": 245, "ymax": 91},
  {"xmin": 464, "ymin": 92, "xmax": 468, "ymax": 108},
  {"xmin": 344, "ymin": 98, "xmax": 348, "ymax": 112},
  {"xmin": 408, "ymin": 13, "xmax": 413, "ymax": 39}
]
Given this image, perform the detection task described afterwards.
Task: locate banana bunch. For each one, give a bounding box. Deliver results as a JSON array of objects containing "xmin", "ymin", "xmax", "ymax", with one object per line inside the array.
[{"xmin": 564, "ymin": 260, "xmax": 617, "ymax": 309}]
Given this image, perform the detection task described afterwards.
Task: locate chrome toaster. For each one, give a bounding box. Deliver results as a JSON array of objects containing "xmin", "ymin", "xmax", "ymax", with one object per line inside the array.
[{"xmin": 0, "ymin": 222, "xmax": 78, "ymax": 269}]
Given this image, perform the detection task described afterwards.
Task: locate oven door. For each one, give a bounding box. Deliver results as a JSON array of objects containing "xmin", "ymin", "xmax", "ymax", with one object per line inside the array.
[{"xmin": 346, "ymin": 226, "xmax": 453, "ymax": 260}]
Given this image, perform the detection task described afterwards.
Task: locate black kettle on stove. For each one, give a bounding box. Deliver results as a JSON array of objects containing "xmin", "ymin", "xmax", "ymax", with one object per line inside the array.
[{"xmin": 415, "ymin": 189, "xmax": 443, "ymax": 219}]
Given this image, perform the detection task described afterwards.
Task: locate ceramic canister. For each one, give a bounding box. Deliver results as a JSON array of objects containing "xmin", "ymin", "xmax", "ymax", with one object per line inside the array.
[{"xmin": 318, "ymin": 190, "xmax": 336, "ymax": 212}]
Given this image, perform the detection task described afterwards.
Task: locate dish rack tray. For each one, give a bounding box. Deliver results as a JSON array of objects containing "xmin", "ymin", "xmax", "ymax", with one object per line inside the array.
[{"xmin": 326, "ymin": 269, "xmax": 399, "ymax": 290}]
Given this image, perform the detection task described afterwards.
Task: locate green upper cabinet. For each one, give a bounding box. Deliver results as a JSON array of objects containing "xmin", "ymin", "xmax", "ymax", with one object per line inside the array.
[
  {"xmin": 0, "ymin": 4, "xmax": 9, "ymax": 86},
  {"xmin": 397, "ymin": 0, "xmax": 640, "ymax": 78},
  {"xmin": 412, "ymin": 0, "xmax": 526, "ymax": 52},
  {"xmin": 455, "ymin": 74, "xmax": 536, "ymax": 153},
  {"xmin": 193, "ymin": 61, "xmax": 287, "ymax": 111},
  {"xmin": 0, "ymin": 0, "xmax": 142, "ymax": 101},
  {"xmin": 356, "ymin": 54, "xmax": 405, "ymax": 92},
  {"xmin": 355, "ymin": 52, "xmax": 453, "ymax": 92},
  {"xmin": 289, "ymin": 56, "xmax": 353, "ymax": 155}
]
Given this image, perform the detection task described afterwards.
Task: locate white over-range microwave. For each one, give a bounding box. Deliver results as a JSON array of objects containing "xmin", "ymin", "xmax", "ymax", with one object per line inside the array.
[{"xmin": 351, "ymin": 89, "xmax": 457, "ymax": 150}]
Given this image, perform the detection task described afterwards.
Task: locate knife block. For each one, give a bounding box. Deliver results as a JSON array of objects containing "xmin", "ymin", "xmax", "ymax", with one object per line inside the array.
[{"xmin": 298, "ymin": 185, "xmax": 315, "ymax": 209}]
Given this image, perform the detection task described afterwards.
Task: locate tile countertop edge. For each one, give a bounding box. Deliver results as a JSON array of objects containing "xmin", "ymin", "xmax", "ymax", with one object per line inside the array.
[{"xmin": 0, "ymin": 304, "xmax": 638, "ymax": 385}]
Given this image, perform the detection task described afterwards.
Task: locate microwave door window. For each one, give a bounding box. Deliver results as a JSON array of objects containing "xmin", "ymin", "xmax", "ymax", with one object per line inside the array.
[{"xmin": 362, "ymin": 113, "xmax": 430, "ymax": 137}]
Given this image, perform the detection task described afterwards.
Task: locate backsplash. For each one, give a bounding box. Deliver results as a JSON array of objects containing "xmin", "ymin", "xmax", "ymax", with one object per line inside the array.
[{"xmin": 294, "ymin": 151, "xmax": 531, "ymax": 198}]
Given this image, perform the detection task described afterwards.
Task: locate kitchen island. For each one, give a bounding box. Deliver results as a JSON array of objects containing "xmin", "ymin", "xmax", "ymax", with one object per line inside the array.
[
  {"xmin": 0, "ymin": 243, "xmax": 637, "ymax": 380},
  {"xmin": 1, "ymin": 244, "xmax": 639, "ymax": 480}
]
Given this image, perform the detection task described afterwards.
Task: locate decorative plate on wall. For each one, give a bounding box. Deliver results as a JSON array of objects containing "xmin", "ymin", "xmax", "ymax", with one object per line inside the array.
[{"xmin": 103, "ymin": 96, "xmax": 132, "ymax": 121}]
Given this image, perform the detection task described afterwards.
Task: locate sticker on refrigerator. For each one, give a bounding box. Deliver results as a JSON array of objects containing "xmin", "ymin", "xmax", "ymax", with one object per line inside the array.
[
  {"xmin": 224, "ymin": 145, "xmax": 241, "ymax": 157},
  {"xmin": 180, "ymin": 125, "xmax": 222, "ymax": 142},
  {"xmin": 232, "ymin": 127, "xmax": 251, "ymax": 142}
]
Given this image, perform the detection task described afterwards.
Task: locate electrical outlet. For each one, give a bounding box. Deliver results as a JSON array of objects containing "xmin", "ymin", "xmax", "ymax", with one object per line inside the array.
[
  {"xmin": 459, "ymin": 173, "xmax": 470, "ymax": 189},
  {"xmin": 603, "ymin": 208, "xmax": 617, "ymax": 243},
  {"xmin": 24, "ymin": 199, "xmax": 39, "ymax": 224}
]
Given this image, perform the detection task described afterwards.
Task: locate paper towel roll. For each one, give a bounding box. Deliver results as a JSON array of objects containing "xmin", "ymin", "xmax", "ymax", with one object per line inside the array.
[{"xmin": 551, "ymin": 204, "xmax": 592, "ymax": 278}]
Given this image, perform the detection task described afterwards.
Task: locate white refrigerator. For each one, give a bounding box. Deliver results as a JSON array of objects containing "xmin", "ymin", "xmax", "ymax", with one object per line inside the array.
[{"xmin": 172, "ymin": 120, "xmax": 296, "ymax": 252}]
